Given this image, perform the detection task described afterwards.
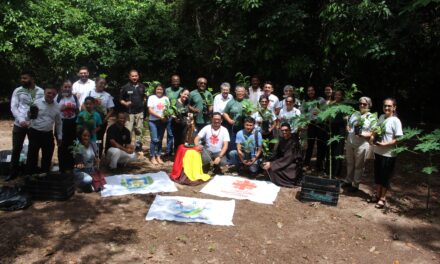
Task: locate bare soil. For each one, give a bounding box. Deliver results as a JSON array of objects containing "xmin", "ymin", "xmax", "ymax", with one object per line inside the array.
[{"xmin": 0, "ymin": 119, "xmax": 439, "ymax": 264}]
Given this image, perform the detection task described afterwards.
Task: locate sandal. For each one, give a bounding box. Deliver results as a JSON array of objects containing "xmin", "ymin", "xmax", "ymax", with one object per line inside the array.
[
  {"xmin": 367, "ymin": 193, "xmax": 379, "ymax": 203},
  {"xmin": 375, "ymin": 199, "xmax": 386, "ymax": 209}
]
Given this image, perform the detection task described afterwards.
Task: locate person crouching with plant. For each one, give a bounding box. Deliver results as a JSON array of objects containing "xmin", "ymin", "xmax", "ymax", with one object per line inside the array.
[
  {"xmin": 73, "ymin": 128, "xmax": 97, "ymax": 192},
  {"xmin": 262, "ymin": 123, "xmax": 303, "ymax": 187},
  {"xmin": 76, "ymin": 96, "xmax": 102, "ymax": 143},
  {"xmin": 371, "ymin": 98, "xmax": 403, "ymax": 209},
  {"xmin": 147, "ymin": 83, "xmax": 170, "ymax": 165},
  {"xmin": 229, "ymin": 117, "xmax": 263, "ymax": 176}
]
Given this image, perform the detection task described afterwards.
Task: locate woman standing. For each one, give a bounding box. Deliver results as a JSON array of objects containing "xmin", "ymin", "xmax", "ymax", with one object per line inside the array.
[
  {"xmin": 343, "ymin": 97, "xmax": 375, "ymax": 192},
  {"xmin": 172, "ymin": 88, "xmax": 190, "ymax": 152},
  {"xmin": 88, "ymin": 77, "xmax": 114, "ymax": 157},
  {"xmin": 56, "ymin": 80, "xmax": 80, "ymax": 172},
  {"xmin": 148, "ymin": 83, "xmax": 170, "ymax": 165},
  {"xmin": 302, "ymin": 86, "xmax": 326, "ymax": 172},
  {"xmin": 372, "ymin": 98, "xmax": 403, "ymax": 208},
  {"xmin": 278, "ymin": 95, "xmax": 301, "ymax": 134},
  {"xmin": 252, "ymin": 95, "xmax": 277, "ymax": 140}
]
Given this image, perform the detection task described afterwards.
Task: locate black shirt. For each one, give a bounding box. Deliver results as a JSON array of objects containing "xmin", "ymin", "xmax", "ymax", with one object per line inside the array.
[
  {"xmin": 120, "ymin": 82, "xmax": 146, "ymax": 114},
  {"xmin": 105, "ymin": 123, "xmax": 131, "ymax": 152}
]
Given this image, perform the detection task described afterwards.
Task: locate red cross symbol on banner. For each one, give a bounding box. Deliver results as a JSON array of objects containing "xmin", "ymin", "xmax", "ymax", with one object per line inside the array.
[{"xmin": 232, "ymin": 180, "xmax": 257, "ymax": 190}]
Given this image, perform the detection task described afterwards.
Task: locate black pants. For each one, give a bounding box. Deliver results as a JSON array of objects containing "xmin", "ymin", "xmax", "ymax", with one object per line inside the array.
[
  {"xmin": 374, "ymin": 153, "xmax": 396, "ymax": 188},
  {"xmin": 10, "ymin": 125, "xmax": 28, "ymax": 176},
  {"xmin": 58, "ymin": 118, "xmax": 76, "ymax": 172},
  {"xmin": 27, "ymin": 128, "xmax": 55, "ymax": 174},
  {"xmin": 172, "ymin": 120, "xmax": 187, "ymax": 153},
  {"xmin": 96, "ymin": 121, "xmax": 108, "ymax": 158},
  {"xmin": 304, "ymin": 123, "xmax": 327, "ymax": 171}
]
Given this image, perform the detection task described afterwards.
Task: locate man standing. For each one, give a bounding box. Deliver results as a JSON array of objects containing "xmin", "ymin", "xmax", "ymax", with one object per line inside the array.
[
  {"xmin": 165, "ymin": 74, "xmax": 183, "ymax": 156},
  {"xmin": 120, "ymin": 69, "xmax": 146, "ymax": 144},
  {"xmin": 105, "ymin": 112, "xmax": 137, "ymax": 169},
  {"xmin": 194, "ymin": 112, "xmax": 230, "ymax": 173},
  {"xmin": 229, "ymin": 117, "xmax": 263, "ymax": 175},
  {"xmin": 262, "ymin": 81, "xmax": 279, "ymax": 112},
  {"xmin": 9, "ymin": 70, "xmax": 44, "ymax": 180},
  {"xmin": 26, "ymin": 85, "xmax": 62, "ymax": 174},
  {"xmin": 189, "ymin": 77, "xmax": 213, "ymax": 132},
  {"xmin": 248, "ymin": 75, "xmax": 263, "ymax": 106},
  {"xmin": 72, "ymin": 66, "xmax": 95, "ymax": 107}
]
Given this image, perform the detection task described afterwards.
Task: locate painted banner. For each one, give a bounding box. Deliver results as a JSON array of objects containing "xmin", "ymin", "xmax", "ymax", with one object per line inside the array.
[
  {"xmin": 200, "ymin": 175, "xmax": 280, "ymax": 204},
  {"xmin": 101, "ymin": 171, "xmax": 178, "ymax": 197},
  {"xmin": 146, "ymin": 195, "xmax": 235, "ymax": 226}
]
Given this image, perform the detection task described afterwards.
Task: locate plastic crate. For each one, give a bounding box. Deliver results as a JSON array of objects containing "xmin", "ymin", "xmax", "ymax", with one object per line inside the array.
[
  {"xmin": 299, "ymin": 175, "xmax": 341, "ymax": 206},
  {"xmin": 0, "ymin": 150, "xmax": 12, "ymax": 176},
  {"xmin": 25, "ymin": 172, "xmax": 75, "ymax": 201}
]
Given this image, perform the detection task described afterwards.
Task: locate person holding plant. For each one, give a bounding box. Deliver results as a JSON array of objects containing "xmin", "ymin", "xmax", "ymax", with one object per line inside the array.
[
  {"xmin": 278, "ymin": 95, "xmax": 301, "ymax": 134},
  {"xmin": 172, "ymin": 88, "xmax": 191, "ymax": 152},
  {"xmin": 76, "ymin": 96, "xmax": 102, "ymax": 143},
  {"xmin": 8, "ymin": 70, "xmax": 44, "ymax": 180},
  {"xmin": 165, "ymin": 74, "xmax": 184, "ymax": 156},
  {"xmin": 148, "ymin": 83, "xmax": 170, "ymax": 165},
  {"xmin": 26, "ymin": 85, "xmax": 62, "ymax": 174},
  {"xmin": 87, "ymin": 77, "xmax": 115, "ymax": 157},
  {"xmin": 56, "ymin": 80, "xmax": 80, "ymax": 172},
  {"xmin": 302, "ymin": 85, "xmax": 326, "ymax": 172},
  {"xmin": 371, "ymin": 98, "xmax": 403, "ymax": 209},
  {"xmin": 73, "ymin": 128, "xmax": 97, "ymax": 192},
  {"xmin": 189, "ymin": 77, "xmax": 213, "ymax": 132},
  {"xmin": 252, "ymin": 95, "xmax": 277, "ymax": 140},
  {"xmin": 262, "ymin": 123, "xmax": 303, "ymax": 187},
  {"xmin": 343, "ymin": 96, "xmax": 375, "ymax": 192},
  {"xmin": 213, "ymin": 82, "xmax": 233, "ymax": 114},
  {"xmin": 229, "ymin": 117, "xmax": 263, "ymax": 175},
  {"xmin": 223, "ymin": 85, "xmax": 247, "ymax": 151},
  {"xmin": 105, "ymin": 112, "xmax": 137, "ymax": 169},
  {"xmin": 194, "ymin": 112, "xmax": 230, "ymax": 173}
]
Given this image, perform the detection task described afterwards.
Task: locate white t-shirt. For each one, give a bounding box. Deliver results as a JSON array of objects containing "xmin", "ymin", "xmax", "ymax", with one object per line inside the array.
[
  {"xmin": 277, "ymin": 98, "xmax": 302, "ymax": 110},
  {"xmin": 213, "ymin": 94, "xmax": 233, "ymax": 114},
  {"xmin": 197, "ymin": 125, "xmax": 230, "ymax": 153},
  {"xmin": 248, "ymin": 87, "xmax": 263, "ymax": 106},
  {"xmin": 56, "ymin": 95, "xmax": 79, "ymax": 119},
  {"xmin": 347, "ymin": 111, "xmax": 374, "ymax": 146},
  {"xmin": 88, "ymin": 89, "xmax": 115, "ymax": 114},
  {"xmin": 251, "ymin": 110, "xmax": 277, "ymax": 132},
  {"xmin": 72, "ymin": 79, "xmax": 95, "ymax": 106},
  {"xmin": 373, "ymin": 115, "xmax": 403, "ymax": 157},
  {"xmin": 278, "ymin": 107, "xmax": 301, "ymax": 132},
  {"xmin": 267, "ymin": 94, "xmax": 279, "ymax": 112},
  {"xmin": 147, "ymin": 95, "xmax": 170, "ymax": 121}
]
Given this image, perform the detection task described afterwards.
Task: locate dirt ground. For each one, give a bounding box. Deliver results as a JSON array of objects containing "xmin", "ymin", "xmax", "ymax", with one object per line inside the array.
[{"xmin": 0, "ymin": 119, "xmax": 439, "ymax": 264}]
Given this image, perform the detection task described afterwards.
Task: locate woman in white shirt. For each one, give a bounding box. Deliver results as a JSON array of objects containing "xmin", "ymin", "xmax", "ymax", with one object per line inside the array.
[
  {"xmin": 278, "ymin": 95, "xmax": 301, "ymax": 134},
  {"xmin": 148, "ymin": 83, "xmax": 170, "ymax": 165},
  {"xmin": 372, "ymin": 98, "xmax": 403, "ymax": 209}
]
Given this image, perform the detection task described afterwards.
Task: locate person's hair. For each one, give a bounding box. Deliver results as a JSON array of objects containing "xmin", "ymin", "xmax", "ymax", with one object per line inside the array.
[
  {"xmin": 154, "ymin": 83, "xmax": 164, "ymax": 95},
  {"xmin": 305, "ymin": 85, "xmax": 316, "ymax": 101},
  {"xmin": 21, "ymin": 70, "xmax": 35, "ymax": 79},
  {"xmin": 83, "ymin": 96, "xmax": 95, "ymax": 104},
  {"xmin": 79, "ymin": 66, "xmax": 89, "ymax": 72},
  {"xmin": 325, "ymin": 84, "xmax": 333, "ymax": 89},
  {"xmin": 44, "ymin": 84, "xmax": 57, "ymax": 91},
  {"xmin": 283, "ymin": 85, "xmax": 294, "ymax": 93},
  {"xmin": 383, "ymin": 97, "xmax": 398, "ymax": 116},
  {"xmin": 251, "ymin": 75, "xmax": 260, "ymax": 81},
  {"xmin": 95, "ymin": 76, "xmax": 106, "ymax": 84},
  {"xmin": 220, "ymin": 82, "xmax": 231, "ymax": 90},
  {"xmin": 116, "ymin": 111, "xmax": 128, "ymax": 119},
  {"xmin": 178, "ymin": 88, "xmax": 190, "ymax": 104},
  {"xmin": 334, "ymin": 89, "xmax": 345, "ymax": 100},
  {"xmin": 235, "ymin": 85, "xmax": 245, "ymax": 92},
  {"xmin": 285, "ymin": 95, "xmax": 295, "ymax": 103},
  {"xmin": 263, "ymin": 81, "xmax": 273, "ymax": 87},
  {"xmin": 128, "ymin": 69, "xmax": 138, "ymax": 76},
  {"xmin": 280, "ymin": 122, "xmax": 291, "ymax": 130},
  {"xmin": 170, "ymin": 73, "xmax": 180, "ymax": 79},
  {"xmin": 212, "ymin": 112, "xmax": 222, "ymax": 119},
  {"xmin": 243, "ymin": 116, "xmax": 256, "ymax": 124},
  {"xmin": 359, "ymin": 96, "xmax": 372, "ymax": 108},
  {"xmin": 60, "ymin": 79, "xmax": 72, "ymax": 87},
  {"xmin": 197, "ymin": 77, "xmax": 207, "ymax": 84},
  {"xmin": 259, "ymin": 94, "xmax": 269, "ymax": 102},
  {"xmin": 77, "ymin": 127, "xmax": 91, "ymax": 142}
]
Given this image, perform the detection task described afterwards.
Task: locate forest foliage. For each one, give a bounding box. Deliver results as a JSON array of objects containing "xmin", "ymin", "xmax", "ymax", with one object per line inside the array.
[{"xmin": 0, "ymin": 0, "xmax": 439, "ymax": 122}]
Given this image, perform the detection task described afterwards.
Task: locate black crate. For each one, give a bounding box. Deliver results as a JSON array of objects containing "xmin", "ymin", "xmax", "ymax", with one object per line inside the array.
[
  {"xmin": 0, "ymin": 150, "xmax": 12, "ymax": 176},
  {"xmin": 25, "ymin": 172, "xmax": 75, "ymax": 201},
  {"xmin": 299, "ymin": 175, "xmax": 341, "ymax": 206}
]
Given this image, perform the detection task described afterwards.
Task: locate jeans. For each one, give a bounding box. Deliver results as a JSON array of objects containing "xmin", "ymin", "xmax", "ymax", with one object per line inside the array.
[
  {"xmin": 149, "ymin": 120, "xmax": 166, "ymax": 157},
  {"xmin": 166, "ymin": 118, "xmax": 174, "ymax": 155},
  {"xmin": 229, "ymin": 150, "xmax": 260, "ymax": 174}
]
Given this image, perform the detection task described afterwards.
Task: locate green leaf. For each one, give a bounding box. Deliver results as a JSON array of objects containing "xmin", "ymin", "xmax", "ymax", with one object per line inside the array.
[{"xmin": 422, "ymin": 166, "xmax": 438, "ymax": 175}]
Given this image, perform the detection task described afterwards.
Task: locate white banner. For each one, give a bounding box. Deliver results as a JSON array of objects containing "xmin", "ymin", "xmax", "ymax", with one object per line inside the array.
[
  {"xmin": 200, "ymin": 175, "xmax": 280, "ymax": 204},
  {"xmin": 101, "ymin": 171, "xmax": 178, "ymax": 197},
  {"xmin": 146, "ymin": 195, "xmax": 235, "ymax": 226}
]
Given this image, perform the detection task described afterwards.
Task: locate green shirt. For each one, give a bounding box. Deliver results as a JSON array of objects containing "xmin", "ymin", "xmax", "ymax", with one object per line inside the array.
[
  {"xmin": 224, "ymin": 99, "xmax": 245, "ymax": 131},
  {"xmin": 165, "ymin": 86, "xmax": 183, "ymax": 101},
  {"xmin": 189, "ymin": 89, "xmax": 213, "ymax": 125}
]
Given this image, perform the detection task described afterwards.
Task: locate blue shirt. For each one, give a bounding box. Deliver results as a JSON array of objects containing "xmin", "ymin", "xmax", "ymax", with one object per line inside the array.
[
  {"xmin": 76, "ymin": 110, "xmax": 103, "ymax": 142},
  {"xmin": 235, "ymin": 129, "xmax": 263, "ymax": 157}
]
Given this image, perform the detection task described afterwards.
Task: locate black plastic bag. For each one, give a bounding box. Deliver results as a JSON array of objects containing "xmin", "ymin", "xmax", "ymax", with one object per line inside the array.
[{"xmin": 0, "ymin": 186, "xmax": 32, "ymax": 211}]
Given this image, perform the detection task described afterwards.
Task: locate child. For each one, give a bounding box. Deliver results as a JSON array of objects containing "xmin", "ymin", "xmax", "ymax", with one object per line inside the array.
[
  {"xmin": 76, "ymin": 96, "xmax": 102, "ymax": 142},
  {"xmin": 73, "ymin": 128, "xmax": 98, "ymax": 192}
]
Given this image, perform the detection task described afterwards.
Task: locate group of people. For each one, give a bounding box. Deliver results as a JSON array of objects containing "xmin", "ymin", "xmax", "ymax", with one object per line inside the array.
[{"xmin": 8, "ymin": 68, "xmax": 403, "ymax": 208}]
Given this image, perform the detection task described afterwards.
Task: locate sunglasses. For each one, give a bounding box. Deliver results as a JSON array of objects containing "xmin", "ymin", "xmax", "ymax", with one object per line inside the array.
[{"xmin": 359, "ymin": 103, "xmax": 367, "ymax": 106}]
